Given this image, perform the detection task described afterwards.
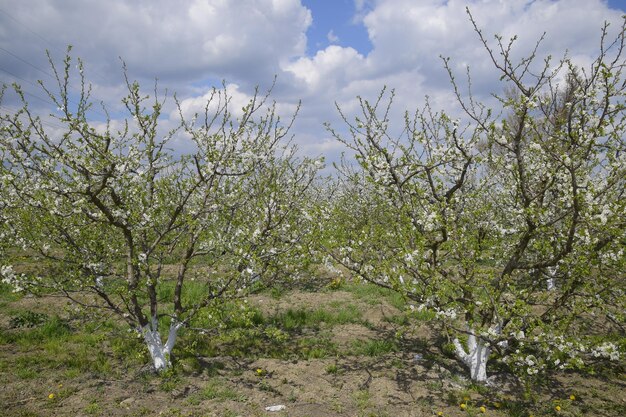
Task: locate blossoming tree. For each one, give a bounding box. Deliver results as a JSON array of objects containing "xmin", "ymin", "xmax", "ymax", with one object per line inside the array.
[
  {"xmin": 0, "ymin": 53, "xmax": 321, "ymax": 371},
  {"xmin": 324, "ymin": 14, "xmax": 625, "ymax": 382}
]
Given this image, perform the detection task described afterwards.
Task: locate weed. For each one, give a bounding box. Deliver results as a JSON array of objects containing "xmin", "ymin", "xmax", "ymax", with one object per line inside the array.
[
  {"xmin": 390, "ymin": 357, "xmax": 405, "ymax": 369},
  {"xmin": 63, "ymin": 368, "xmax": 81, "ymax": 378},
  {"xmin": 16, "ymin": 366, "xmax": 39, "ymax": 379},
  {"xmin": 84, "ymin": 400, "xmax": 101, "ymax": 415},
  {"xmin": 288, "ymin": 390, "xmax": 298, "ymax": 402},
  {"xmin": 0, "ymin": 282, "xmax": 22, "ymax": 303},
  {"xmin": 353, "ymin": 389, "xmax": 371, "ymax": 410},
  {"xmin": 327, "ymin": 276, "xmax": 344, "ymax": 290},
  {"xmin": 258, "ymin": 380, "xmax": 280, "ymax": 394},
  {"xmin": 178, "ymin": 356, "xmax": 202, "ymax": 374},
  {"xmin": 159, "ymin": 368, "xmax": 181, "ymax": 392},
  {"xmin": 298, "ymin": 336, "xmax": 337, "ymax": 359},
  {"xmin": 330, "ymin": 396, "xmax": 345, "ymax": 413},
  {"xmin": 9, "ymin": 311, "xmax": 48, "ymax": 328},
  {"xmin": 346, "ymin": 282, "xmax": 405, "ymax": 309},
  {"xmin": 352, "ymin": 339, "xmax": 397, "ymax": 357},
  {"xmin": 411, "ymin": 309, "xmax": 437, "ymax": 321},
  {"xmin": 111, "ymin": 334, "xmax": 148, "ymax": 366},
  {"xmin": 270, "ymin": 285, "xmax": 285, "ymax": 299},
  {"xmin": 271, "ymin": 305, "xmax": 362, "ymax": 331},
  {"xmin": 385, "ymin": 313, "xmax": 409, "ymax": 326},
  {"xmin": 197, "ymin": 379, "xmax": 244, "ymax": 402},
  {"xmin": 326, "ymin": 363, "xmax": 339, "ymax": 374},
  {"xmin": 11, "ymin": 315, "xmax": 71, "ymax": 348}
]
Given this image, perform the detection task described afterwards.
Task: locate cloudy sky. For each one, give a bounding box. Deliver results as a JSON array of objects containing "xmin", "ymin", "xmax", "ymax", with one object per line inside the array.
[{"xmin": 1, "ymin": 0, "xmax": 625, "ymax": 163}]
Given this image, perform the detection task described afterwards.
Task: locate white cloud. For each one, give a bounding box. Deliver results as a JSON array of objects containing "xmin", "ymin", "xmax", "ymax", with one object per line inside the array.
[
  {"xmin": 360, "ymin": 0, "xmax": 624, "ymax": 89},
  {"xmin": 175, "ymin": 83, "xmax": 254, "ymax": 121},
  {"xmin": 283, "ymin": 45, "xmax": 366, "ymax": 92},
  {"xmin": 1, "ymin": 0, "xmax": 624, "ymax": 162},
  {"xmin": 327, "ymin": 30, "xmax": 340, "ymax": 43},
  {"xmin": 2, "ymin": 0, "xmax": 311, "ymax": 86}
]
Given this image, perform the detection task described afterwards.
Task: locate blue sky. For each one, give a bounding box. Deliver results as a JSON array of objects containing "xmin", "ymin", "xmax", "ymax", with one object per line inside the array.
[
  {"xmin": 304, "ymin": 0, "xmax": 626, "ymax": 56},
  {"xmin": 301, "ymin": 0, "xmax": 372, "ymax": 55},
  {"xmin": 1, "ymin": 0, "xmax": 625, "ymax": 161}
]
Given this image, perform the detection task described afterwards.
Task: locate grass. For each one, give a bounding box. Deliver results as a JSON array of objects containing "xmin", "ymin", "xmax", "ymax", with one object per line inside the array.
[
  {"xmin": 2, "ymin": 309, "xmax": 150, "ymax": 382},
  {"xmin": 84, "ymin": 400, "xmax": 101, "ymax": 415},
  {"xmin": 351, "ymin": 338, "xmax": 398, "ymax": 357},
  {"xmin": 326, "ymin": 363, "xmax": 339, "ymax": 374},
  {"xmin": 297, "ymin": 334, "xmax": 338, "ymax": 359},
  {"xmin": 353, "ymin": 389, "xmax": 372, "ymax": 410},
  {"xmin": 191, "ymin": 379, "xmax": 245, "ymax": 403},
  {"xmin": 344, "ymin": 282, "xmax": 406, "ymax": 310},
  {"xmin": 269, "ymin": 304, "xmax": 363, "ymax": 331},
  {"xmin": 156, "ymin": 280, "xmax": 210, "ymax": 306}
]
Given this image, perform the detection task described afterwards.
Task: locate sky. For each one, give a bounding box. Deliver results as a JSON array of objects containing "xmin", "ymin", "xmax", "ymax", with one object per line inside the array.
[{"xmin": 1, "ymin": 0, "xmax": 625, "ymax": 164}]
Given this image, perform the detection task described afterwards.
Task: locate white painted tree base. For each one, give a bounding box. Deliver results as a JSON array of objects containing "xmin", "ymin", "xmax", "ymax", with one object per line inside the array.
[
  {"xmin": 546, "ymin": 267, "xmax": 557, "ymax": 291},
  {"xmin": 141, "ymin": 319, "xmax": 183, "ymax": 372},
  {"xmin": 453, "ymin": 325, "xmax": 500, "ymax": 382},
  {"xmin": 454, "ymin": 336, "xmax": 489, "ymax": 381}
]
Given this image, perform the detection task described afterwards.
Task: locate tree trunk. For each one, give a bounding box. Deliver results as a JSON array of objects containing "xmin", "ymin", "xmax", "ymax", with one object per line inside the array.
[
  {"xmin": 546, "ymin": 267, "xmax": 556, "ymax": 291},
  {"xmin": 141, "ymin": 318, "xmax": 183, "ymax": 372},
  {"xmin": 453, "ymin": 326, "xmax": 495, "ymax": 382}
]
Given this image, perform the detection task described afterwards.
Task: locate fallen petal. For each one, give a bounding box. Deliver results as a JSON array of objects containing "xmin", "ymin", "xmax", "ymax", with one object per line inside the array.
[{"xmin": 265, "ymin": 404, "xmax": 286, "ymax": 412}]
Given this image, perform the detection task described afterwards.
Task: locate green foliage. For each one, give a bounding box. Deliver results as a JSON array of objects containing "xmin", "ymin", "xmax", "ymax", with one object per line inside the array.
[
  {"xmin": 0, "ymin": 50, "xmax": 322, "ymax": 372},
  {"xmin": 321, "ymin": 16, "xmax": 626, "ymax": 382}
]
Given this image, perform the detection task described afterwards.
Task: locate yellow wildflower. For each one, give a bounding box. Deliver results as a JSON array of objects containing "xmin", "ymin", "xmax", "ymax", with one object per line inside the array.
[
  {"xmin": 460, "ymin": 403, "xmax": 467, "ymax": 410},
  {"xmin": 48, "ymin": 393, "xmax": 55, "ymax": 400},
  {"xmin": 479, "ymin": 406, "xmax": 486, "ymax": 413},
  {"xmin": 555, "ymin": 405, "xmax": 561, "ymax": 412},
  {"xmin": 569, "ymin": 394, "xmax": 576, "ymax": 401}
]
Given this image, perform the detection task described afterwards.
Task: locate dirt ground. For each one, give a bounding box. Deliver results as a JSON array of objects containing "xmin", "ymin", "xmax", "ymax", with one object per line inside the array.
[{"xmin": 1, "ymin": 288, "xmax": 625, "ymax": 417}]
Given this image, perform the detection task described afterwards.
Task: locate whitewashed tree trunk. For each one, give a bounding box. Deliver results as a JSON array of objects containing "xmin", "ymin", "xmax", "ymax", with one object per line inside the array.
[
  {"xmin": 453, "ymin": 324, "xmax": 500, "ymax": 382},
  {"xmin": 141, "ymin": 318, "xmax": 183, "ymax": 372},
  {"xmin": 546, "ymin": 267, "xmax": 556, "ymax": 291}
]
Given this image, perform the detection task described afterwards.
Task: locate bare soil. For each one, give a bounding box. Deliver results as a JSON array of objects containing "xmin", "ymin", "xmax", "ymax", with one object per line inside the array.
[{"xmin": 1, "ymin": 287, "xmax": 624, "ymax": 417}]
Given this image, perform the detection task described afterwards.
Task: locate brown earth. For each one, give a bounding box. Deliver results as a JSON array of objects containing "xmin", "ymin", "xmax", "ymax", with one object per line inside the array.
[{"xmin": 1, "ymin": 287, "xmax": 624, "ymax": 417}]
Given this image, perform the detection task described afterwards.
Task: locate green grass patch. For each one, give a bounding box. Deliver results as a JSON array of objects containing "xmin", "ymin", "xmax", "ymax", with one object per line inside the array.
[
  {"xmin": 9, "ymin": 310, "xmax": 48, "ymax": 328},
  {"xmin": 196, "ymin": 379, "xmax": 245, "ymax": 402},
  {"xmin": 156, "ymin": 279, "xmax": 210, "ymax": 306},
  {"xmin": 298, "ymin": 335, "xmax": 338, "ymax": 359},
  {"xmin": 269, "ymin": 304, "xmax": 363, "ymax": 331},
  {"xmin": 4, "ymin": 315, "xmax": 73, "ymax": 347},
  {"xmin": 351, "ymin": 338, "xmax": 398, "ymax": 357},
  {"xmin": 325, "ymin": 363, "xmax": 339, "ymax": 374},
  {"xmin": 345, "ymin": 282, "xmax": 405, "ymax": 309}
]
